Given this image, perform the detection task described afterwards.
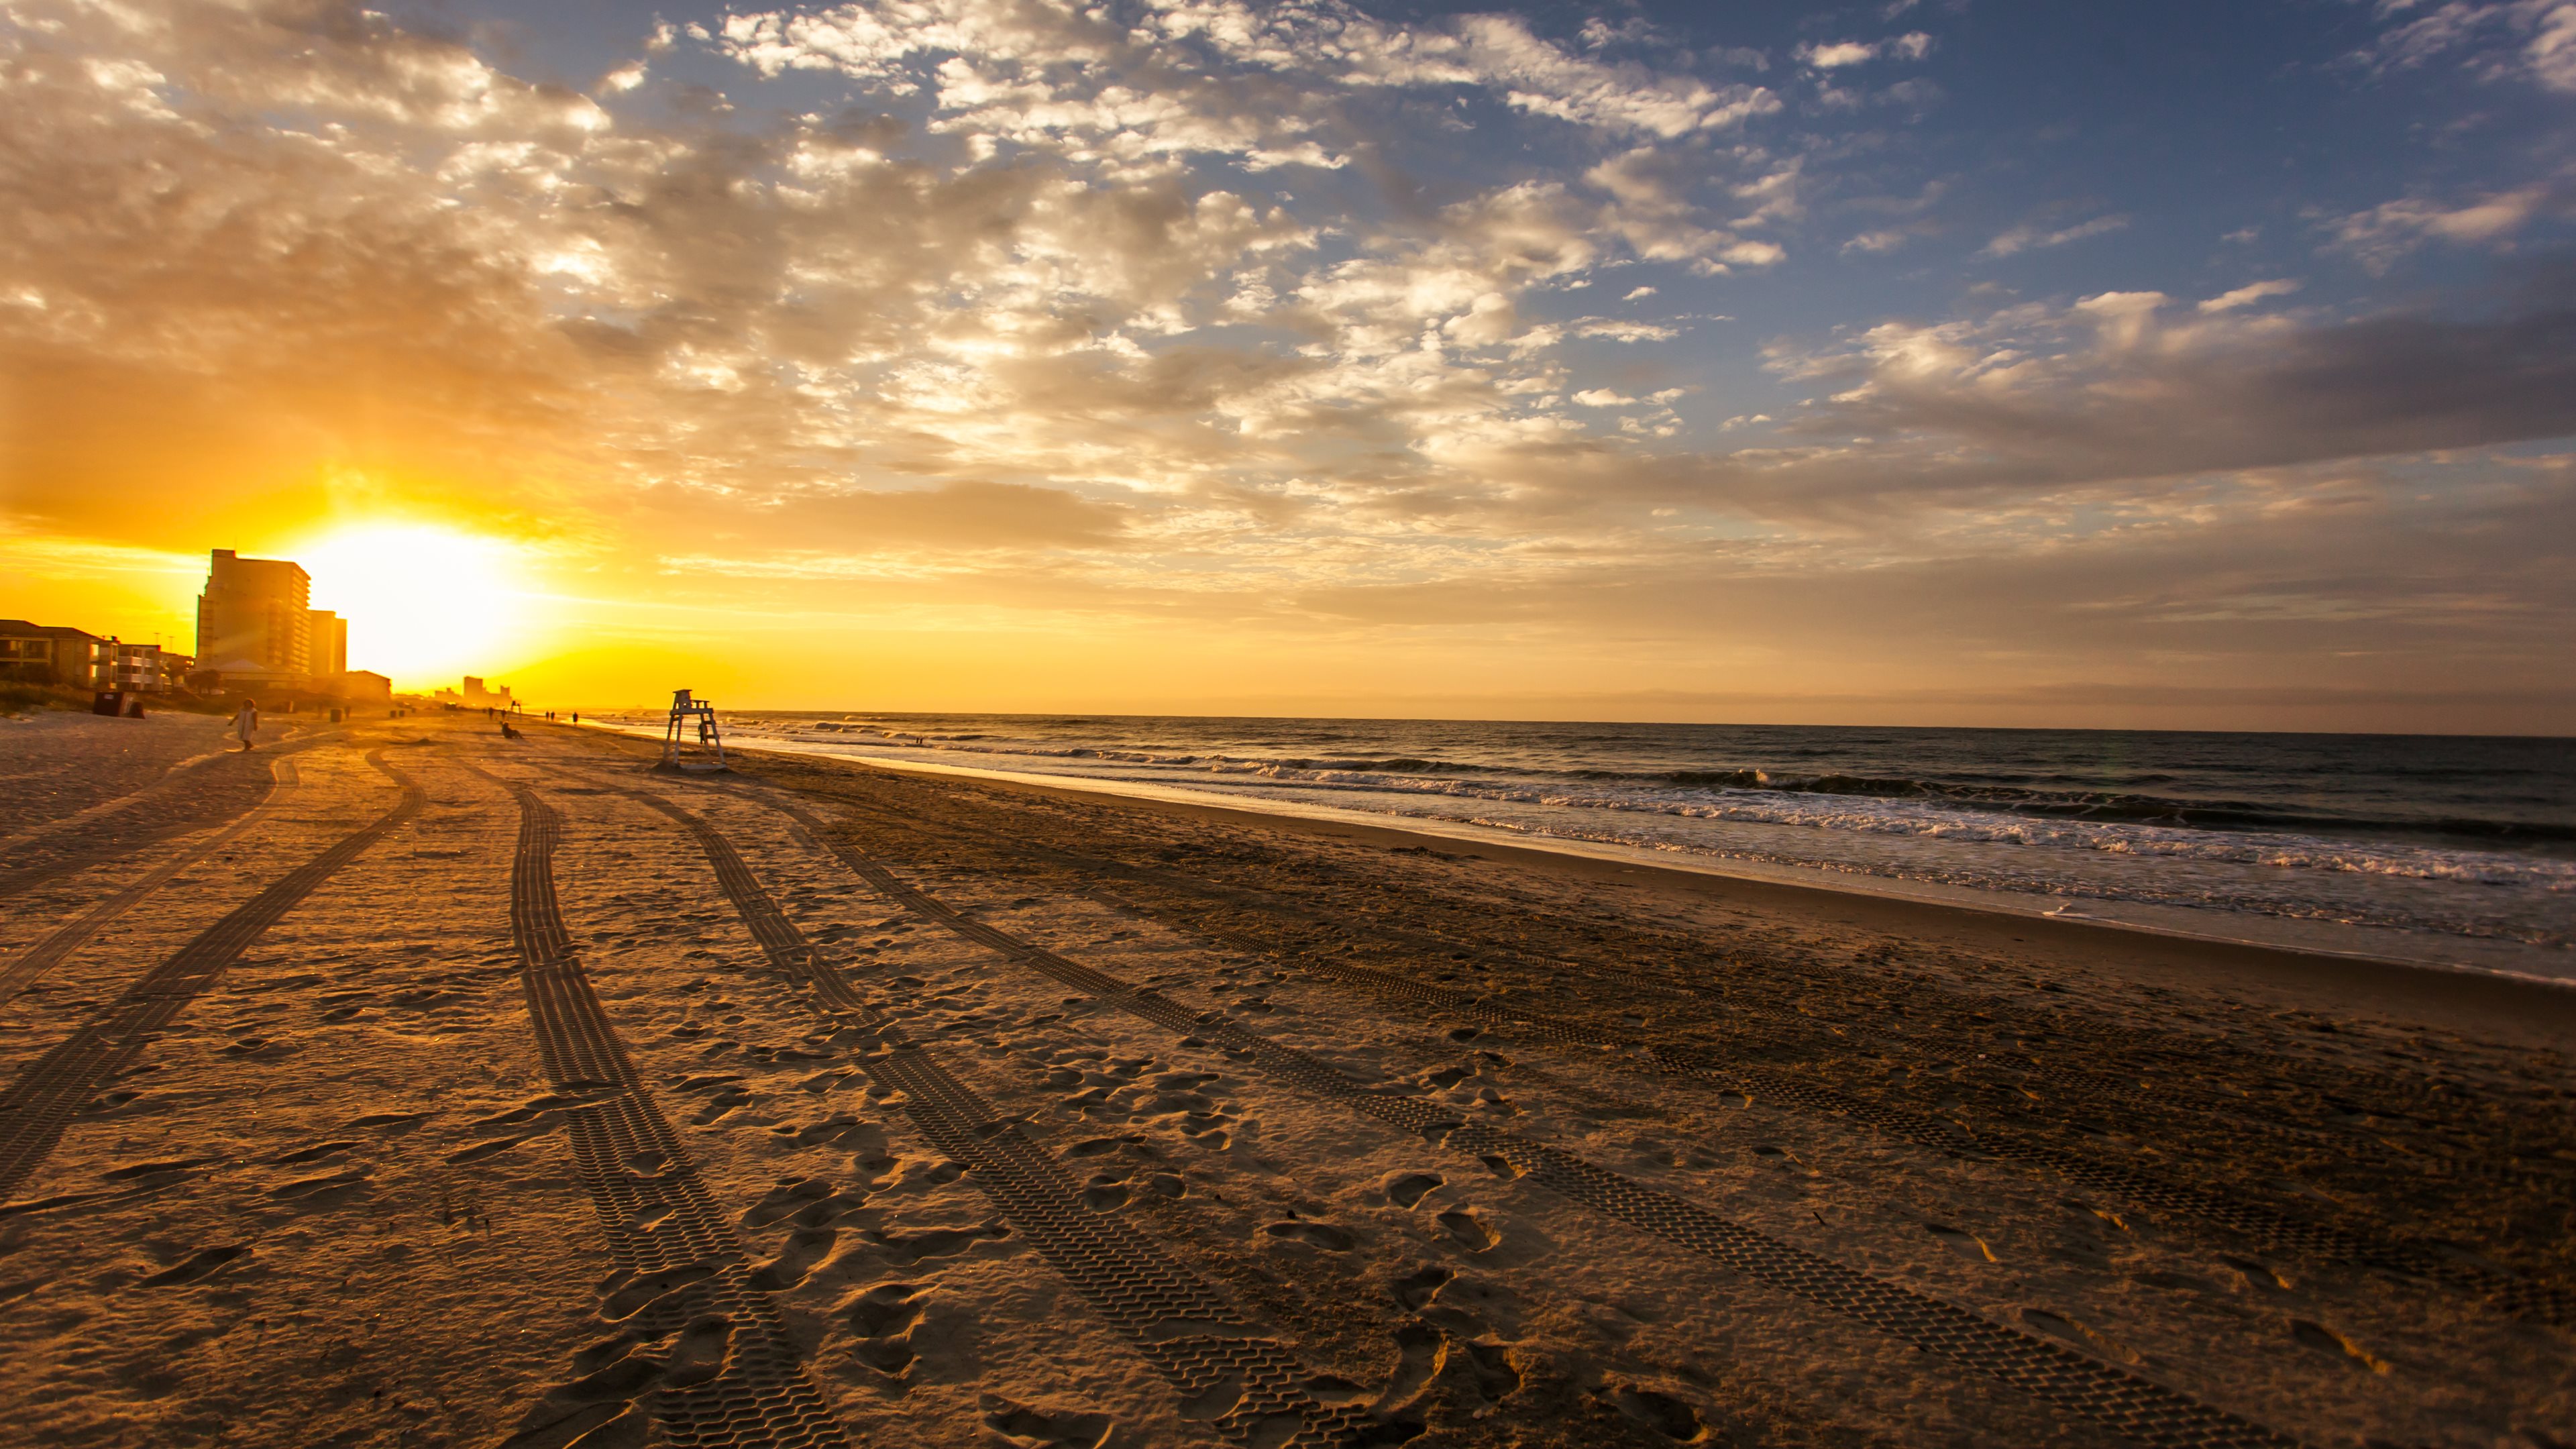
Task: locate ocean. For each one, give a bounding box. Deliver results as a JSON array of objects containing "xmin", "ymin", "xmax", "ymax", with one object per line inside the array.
[{"xmin": 593, "ymin": 712, "xmax": 2576, "ymax": 982}]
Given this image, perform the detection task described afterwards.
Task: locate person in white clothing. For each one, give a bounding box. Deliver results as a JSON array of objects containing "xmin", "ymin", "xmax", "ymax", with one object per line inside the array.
[{"xmin": 233, "ymin": 698, "xmax": 259, "ymax": 751}]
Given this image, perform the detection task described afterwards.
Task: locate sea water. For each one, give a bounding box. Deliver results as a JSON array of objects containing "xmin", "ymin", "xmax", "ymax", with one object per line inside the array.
[{"xmin": 598, "ymin": 712, "xmax": 2575, "ymax": 982}]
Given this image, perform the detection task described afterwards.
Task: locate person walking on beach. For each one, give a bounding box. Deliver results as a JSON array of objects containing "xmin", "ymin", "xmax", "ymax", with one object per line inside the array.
[{"xmin": 233, "ymin": 698, "xmax": 259, "ymax": 751}]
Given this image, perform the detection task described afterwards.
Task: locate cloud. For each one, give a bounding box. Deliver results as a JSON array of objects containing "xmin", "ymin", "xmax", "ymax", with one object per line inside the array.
[
  {"xmin": 2326, "ymin": 179, "xmax": 2568, "ymax": 271},
  {"xmin": 1, "ymin": 0, "xmax": 2569, "ymax": 726},
  {"xmin": 2354, "ymin": 0, "xmax": 2576, "ymax": 91},
  {"xmin": 2198, "ymin": 278, "xmax": 2302, "ymax": 312},
  {"xmin": 1796, "ymin": 34, "xmax": 1933, "ymax": 68},
  {"xmin": 1738, "ymin": 279, "xmax": 2576, "ymax": 515},
  {"xmin": 1981, "ymin": 215, "xmax": 2129, "ymax": 258}
]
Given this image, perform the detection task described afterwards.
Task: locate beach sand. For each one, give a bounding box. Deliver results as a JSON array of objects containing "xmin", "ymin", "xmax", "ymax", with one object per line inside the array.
[{"xmin": 0, "ymin": 713, "xmax": 2567, "ymax": 1448}]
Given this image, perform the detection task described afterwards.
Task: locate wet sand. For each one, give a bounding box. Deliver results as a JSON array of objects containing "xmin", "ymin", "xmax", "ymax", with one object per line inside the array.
[{"xmin": 0, "ymin": 714, "xmax": 2568, "ymax": 1448}]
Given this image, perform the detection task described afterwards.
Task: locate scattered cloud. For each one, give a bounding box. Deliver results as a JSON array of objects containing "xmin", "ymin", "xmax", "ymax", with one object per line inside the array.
[
  {"xmin": 1981, "ymin": 215, "xmax": 2129, "ymax": 258},
  {"xmin": 1797, "ymin": 34, "xmax": 1934, "ymax": 68},
  {"xmin": 0, "ymin": 0, "xmax": 2568, "ymax": 722},
  {"xmin": 2199, "ymin": 278, "xmax": 2302, "ymax": 312},
  {"xmin": 2326, "ymin": 178, "xmax": 2569, "ymax": 270},
  {"xmin": 2355, "ymin": 0, "xmax": 2576, "ymax": 92}
]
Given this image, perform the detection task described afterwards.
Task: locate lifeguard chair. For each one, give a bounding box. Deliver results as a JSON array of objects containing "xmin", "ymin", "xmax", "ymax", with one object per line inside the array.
[{"xmin": 660, "ymin": 688, "xmax": 730, "ymax": 771}]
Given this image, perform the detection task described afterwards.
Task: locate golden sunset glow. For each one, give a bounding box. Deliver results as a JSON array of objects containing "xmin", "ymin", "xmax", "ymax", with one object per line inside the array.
[
  {"xmin": 0, "ymin": 0, "xmax": 2570, "ymax": 731},
  {"xmin": 292, "ymin": 525, "xmax": 534, "ymax": 690}
]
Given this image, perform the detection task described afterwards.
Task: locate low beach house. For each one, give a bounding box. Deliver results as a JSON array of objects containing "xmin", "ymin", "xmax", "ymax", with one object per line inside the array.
[{"xmin": 0, "ymin": 621, "xmax": 112, "ymax": 688}]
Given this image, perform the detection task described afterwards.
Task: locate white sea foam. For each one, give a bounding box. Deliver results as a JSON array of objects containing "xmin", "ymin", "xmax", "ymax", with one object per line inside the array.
[{"xmin": 609, "ymin": 713, "xmax": 2576, "ymax": 959}]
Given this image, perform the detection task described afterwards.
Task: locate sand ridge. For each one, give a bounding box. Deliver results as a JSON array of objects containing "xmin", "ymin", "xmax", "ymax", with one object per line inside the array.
[{"xmin": 0, "ymin": 714, "xmax": 2565, "ymax": 1447}]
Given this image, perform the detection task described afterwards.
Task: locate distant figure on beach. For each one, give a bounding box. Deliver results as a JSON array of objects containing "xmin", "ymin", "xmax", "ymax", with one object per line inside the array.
[
  {"xmin": 233, "ymin": 698, "xmax": 258, "ymax": 751},
  {"xmin": 500, "ymin": 718, "xmax": 521, "ymax": 740}
]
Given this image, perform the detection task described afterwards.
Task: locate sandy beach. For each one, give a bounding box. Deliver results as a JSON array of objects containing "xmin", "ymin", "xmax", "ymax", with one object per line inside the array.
[{"xmin": 1, "ymin": 714, "xmax": 2569, "ymax": 1448}]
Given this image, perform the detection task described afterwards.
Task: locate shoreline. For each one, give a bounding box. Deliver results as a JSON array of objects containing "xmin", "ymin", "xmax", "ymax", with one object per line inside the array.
[{"xmin": 584, "ymin": 720, "xmax": 2576, "ymax": 1019}]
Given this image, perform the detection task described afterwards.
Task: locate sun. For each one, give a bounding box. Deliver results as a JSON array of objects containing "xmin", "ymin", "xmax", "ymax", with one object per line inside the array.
[{"xmin": 294, "ymin": 525, "xmax": 525, "ymax": 688}]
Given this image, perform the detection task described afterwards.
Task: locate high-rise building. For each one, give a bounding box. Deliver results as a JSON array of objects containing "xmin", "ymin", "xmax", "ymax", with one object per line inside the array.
[
  {"xmin": 307, "ymin": 609, "xmax": 347, "ymax": 677},
  {"xmin": 195, "ymin": 549, "xmax": 311, "ymax": 676}
]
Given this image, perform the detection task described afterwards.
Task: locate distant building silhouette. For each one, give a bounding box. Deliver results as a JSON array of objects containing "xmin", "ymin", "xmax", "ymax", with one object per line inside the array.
[
  {"xmin": 196, "ymin": 549, "xmax": 311, "ymax": 681},
  {"xmin": 431, "ymin": 675, "xmax": 513, "ymax": 709}
]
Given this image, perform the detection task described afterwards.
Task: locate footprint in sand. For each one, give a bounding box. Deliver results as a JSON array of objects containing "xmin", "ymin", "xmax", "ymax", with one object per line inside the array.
[
  {"xmin": 848, "ymin": 1282, "xmax": 930, "ymax": 1377},
  {"xmin": 1393, "ymin": 1265, "xmax": 1454, "ymax": 1310},
  {"xmin": 866, "ymin": 1222, "xmax": 1011, "ymax": 1265},
  {"xmin": 140, "ymin": 1245, "xmax": 248, "ymax": 1287},
  {"xmin": 1265, "ymin": 1219, "xmax": 1356, "ymax": 1251},
  {"xmin": 981, "ymin": 1397, "xmax": 1112, "ymax": 1449},
  {"xmin": 1610, "ymin": 1383, "xmax": 1709, "ymax": 1442},
  {"xmin": 1081, "ymin": 1174, "xmax": 1131, "ymax": 1212},
  {"xmin": 268, "ymin": 1169, "xmax": 368, "ymax": 1201},
  {"xmin": 2020, "ymin": 1307, "xmax": 2141, "ymax": 1364},
  {"xmin": 1385, "ymin": 1172, "xmax": 1445, "ymax": 1208},
  {"xmin": 749, "ymin": 1228, "xmax": 837, "ymax": 1291},
  {"xmin": 602, "ymin": 1262, "xmax": 720, "ymax": 1322},
  {"xmin": 1464, "ymin": 1341, "xmax": 1523, "ymax": 1403},
  {"xmin": 343, "ymin": 1110, "xmax": 435, "ymax": 1134},
  {"xmin": 664, "ymin": 1313, "xmax": 736, "ymax": 1388},
  {"xmin": 746, "ymin": 1177, "xmax": 839, "ymax": 1228},
  {"xmin": 101, "ymin": 1157, "xmax": 219, "ymax": 1181},
  {"xmin": 1925, "ymin": 1223, "xmax": 1997, "ymax": 1262},
  {"xmin": 1379, "ymin": 1323, "xmax": 1448, "ymax": 1412},
  {"xmin": 2290, "ymin": 1318, "xmax": 2386, "ymax": 1373},
  {"xmin": 2218, "ymin": 1253, "xmax": 2294, "ymax": 1291},
  {"xmin": 1437, "ymin": 1208, "xmax": 1501, "ymax": 1252}
]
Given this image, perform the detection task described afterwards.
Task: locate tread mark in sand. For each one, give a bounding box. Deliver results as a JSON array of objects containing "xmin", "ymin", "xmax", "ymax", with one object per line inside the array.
[
  {"xmin": 0, "ymin": 760, "xmax": 303, "ymax": 1010},
  {"xmin": 465, "ymin": 763, "xmax": 849, "ymax": 1449},
  {"xmin": 0, "ymin": 751, "xmax": 423, "ymax": 1204},
  {"xmin": 612, "ymin": 780, "xmax": 1384, "ymax": 1449},
  {"xmin": 0, "ymin": 730, "xmax": 347, "ymax": 903},
  {"xmin": 785, "ymin": 794, "xmax": 2569, "ymax": 1330},
  {"xmin": 1156, "ymin": 909, "xmax": 2576, "ymax": 1328},
  {"xmin": 698, "ymin": 784, "xmax": 2308, "ymax": 1449}
]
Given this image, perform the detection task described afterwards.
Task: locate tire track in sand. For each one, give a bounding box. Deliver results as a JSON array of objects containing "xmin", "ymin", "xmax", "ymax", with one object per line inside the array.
[
  {"xmin": 0, "ymin": 729, "xmax": 345, "ymax": 903},
  {"xmin": 613, "ymin": 780, "xmax": 1385, "ymax": 1449},
  {"xmin": 464, "ymin": 763, "xmax": 851, "ymax": 1449},
  {"xmin": 0, "ymin": 750, "xmax": 421, "ymax": 1203},
  {"xmin": 0, "ymin": 761, "xmax": 303, "ymax": 1010},
  {"xmin": 1107, "ymin": 895, "xmax": 2576, "ymax": 1326},
  {"xmin": 733, "ymin": 784, "xmax": 2305, "ymax": 1449},
  {"xmin": 779, "ymin": 792, "xmax": 2574, "ymax": 1328}
]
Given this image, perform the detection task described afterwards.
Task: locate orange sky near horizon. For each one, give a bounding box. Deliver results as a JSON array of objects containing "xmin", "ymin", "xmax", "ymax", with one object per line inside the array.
[{"xmin": 4, "ymin": 0, "xmax": 2573, "ymax": 737}]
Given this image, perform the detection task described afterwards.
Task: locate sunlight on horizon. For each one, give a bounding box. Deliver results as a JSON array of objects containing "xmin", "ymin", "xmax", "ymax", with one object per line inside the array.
[{"xmin": 294, "ymin": 525, "xmax": 529, "ymax": 688}]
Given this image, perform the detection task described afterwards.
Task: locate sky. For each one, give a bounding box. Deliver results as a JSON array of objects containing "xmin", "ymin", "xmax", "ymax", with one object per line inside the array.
[{"xmin": 2, "ymin": 0, "xmax": 2573, "ymax": 731}]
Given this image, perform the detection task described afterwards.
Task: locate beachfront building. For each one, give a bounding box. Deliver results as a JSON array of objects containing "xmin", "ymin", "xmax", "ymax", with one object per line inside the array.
[
  {"xmin": 196, "ymin": 548, "xmax": 312, "ymax": 680},
  {"xmin": 0, "ymin": 621, "xmax": 112, "ymax": 688},
  {"xmin": 109, "ymin": 641, "xmax": 186, "ymax": 693},
  {"xmin": 309, "ymin": 609, "xmax": 347, "ymax": 677},
  {"xmin": 335, "ymin": 669, "xmax": 392, "ymax": 704}
]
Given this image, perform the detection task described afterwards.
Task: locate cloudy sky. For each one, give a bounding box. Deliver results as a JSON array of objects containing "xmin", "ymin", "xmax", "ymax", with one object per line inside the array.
[{"xmin": 3, "ymin": 0, "xmax": 2573, "ymax": 728}]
